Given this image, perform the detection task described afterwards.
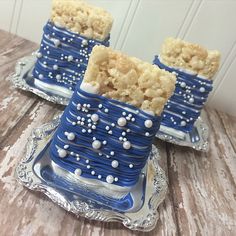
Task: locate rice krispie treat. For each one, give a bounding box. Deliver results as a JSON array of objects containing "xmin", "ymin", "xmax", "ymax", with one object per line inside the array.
[
  {"xmin": 49, "ymin": 46, "xmax": 176, "ymax": 203},
  {"xmin": 160, "ymin": 37, "xmax": 220, "ymax": 79},
  {"xmin": 33, "ymin": 0, "xmax": 113, "ymax": 96},
  {"xmin": 153, "ymin": 38, "xmax": 221, "ymax": 137},
  {"xmin": 83, "ymin": 45, "xmax": 176, "ymax": 115},
  {"xmin": 51, "ymin": 0, "xmax": 113, "ymax": 41}
]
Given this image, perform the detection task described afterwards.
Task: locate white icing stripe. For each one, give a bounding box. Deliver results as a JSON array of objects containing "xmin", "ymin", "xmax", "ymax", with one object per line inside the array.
[
  {"xmin": 34, "ymin": 79, "xmax": 73, "ymax": 97},
  {"xmin": 159, "ymin": 125, "xmax": 186, "ymax": 140}
]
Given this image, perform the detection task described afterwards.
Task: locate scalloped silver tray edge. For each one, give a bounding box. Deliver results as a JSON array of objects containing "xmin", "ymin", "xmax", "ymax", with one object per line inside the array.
[{"xmin": 15, "ymin": 117, "xmax": 168, "ymax": 232}]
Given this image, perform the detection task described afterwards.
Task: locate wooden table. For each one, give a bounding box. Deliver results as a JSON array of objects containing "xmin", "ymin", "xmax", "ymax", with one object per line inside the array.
[{"xmin": 0, "ymin": 30, "xmax": 235, "ymax": 236}]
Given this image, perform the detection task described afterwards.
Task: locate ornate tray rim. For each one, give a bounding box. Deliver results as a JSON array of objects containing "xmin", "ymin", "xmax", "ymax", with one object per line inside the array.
[
  {"xmin": 156, "ymin": 117, "xmax": 209, "ymax": 151},
  {"xmin": 15, "ymin": 117, "xmax": 168, "ymax": 232},
  {"xmin": 10, "ymin": 53, "xmax": 70, "ymax": 105}
]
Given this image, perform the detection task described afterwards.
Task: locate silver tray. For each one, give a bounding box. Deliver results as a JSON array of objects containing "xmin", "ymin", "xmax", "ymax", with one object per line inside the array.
[
  {"xmin": 156, "ymin": 118, "xmax": 209, "ymax": 151},
  {"xmin": 15, "ymin": 117, "xmax": 168, "ymax": 232},
  {"xmin": 10, "ymin": 53, "xmax": 70, "ymax": 105}
]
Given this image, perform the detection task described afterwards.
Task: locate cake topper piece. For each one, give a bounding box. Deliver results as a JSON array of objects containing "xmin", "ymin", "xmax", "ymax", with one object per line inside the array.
[
  {"xmin": 82, "ymin": 45, "xmax": 176, "ymax": 115},
  {"xmin": 160, "ymin": 37, "xmax": 220, "ymax": 79},
  {"xmin": 51, "ymin": 0, "xmax": 113, "ymax": 41}
]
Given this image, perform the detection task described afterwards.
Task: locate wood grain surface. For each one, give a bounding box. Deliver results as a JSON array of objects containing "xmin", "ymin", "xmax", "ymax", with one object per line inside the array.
[{"xmin": 0, "ymin": 30, "xmax": 235, "ymax": 236}]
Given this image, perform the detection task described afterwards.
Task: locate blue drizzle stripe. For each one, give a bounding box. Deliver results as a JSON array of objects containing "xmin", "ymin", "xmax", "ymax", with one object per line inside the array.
[
  {"xmin": 50, "ymin": 86, "xmax": 161, "ymax": 187},
  {"xmin": 33, "ymin": 21, "xmax": 110, "ymax": 91},
  {"xmin": 153, "ymin": 56, "xmax": 213, "ymax": 133}
]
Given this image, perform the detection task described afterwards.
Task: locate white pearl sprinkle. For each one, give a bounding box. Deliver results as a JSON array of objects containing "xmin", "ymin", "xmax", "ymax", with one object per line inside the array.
[
  {"xmin": 68, "ymin": 55, "xmax": 73, "ymax": 61},
  {"xmin": 144, "ymin": 120, "xmax": 153, "ymax": 128},
  {"xmin": 145, "ymin": 132, "xmax": 150, "ymax": 136},
  {"xmin": 67, "ymin": 132, "xmax": 75, "ymax": 141},
  {"xmin": 105, "ymin": 126, "xmax": 110, "ymax": 131},
  {"xmin": 56, "ymin": 74, "xmax": 61, "ymax": 80},
  {"xmin": 82, "ymin": 129, "xmax": 86, "ymax": 133},
  {"xmin": 64, "ymin": 145, "xmax": 69, "ymax": 149},
  {"xmin": 110, "ymin": 151, "xmax": 115, "ymax": 156},
  {"xmin": 117, "ymin": 117, "xmax": 127, "ymax": 127},
  {"xmin": 111, "ymin": 160, "xmax": 119, "ymax": 168},
  {"xmin": 74, "ymin": 168, "xmax": 82, "ymax": 176},
  {"xmin": 86, "ymin": 160, "xmax": 89, "ymax": 164},
  {"xmin": 87, "ymin": 165, "xmax": 91, "ymax": 169},
  {"xmin": 54, "ymin": 39, "xmax": 60, "ymax": 47},
  {"xmin": 91, "ymin": 170, "xmax": 95, "ymax": 175},
  {"xmin": 122, "ymin": 132, "xmax": 126, "ymax": 136},
  {"xmin": 123, "ymin": 141, "xmax": 131, "ymax": 150},
  {"xmin": 114, "ymin": 177, "xmax": 118, "ymax": 182},
  {"xmin": 129, "ymin": 164, "xmax": 134, "ymax": 168},
  {"xmin": 189, "ymin": 97, "xmax": 194, "ymax": 103},
  {"xmin": 98, "ymin": 104, "xmax": 103, "ymax": 108},
  {"xmin": 103, "ymin": 140, "xmax": 107, "ymax": 145},
  {"xmin": 53, "ymin": 65, "xmax": 58, "ymax": 70},
  {"xmin": 122, "ymin": 112, "xmax": 126, "ymax": 116},
  {"xmin": 106, "ymin": 175, "xmax": 114, "ymax": 184},
  {"xmin": 181, "ymin": 121, "xmax": 186, "ymax": 126},
  {"xmin": 58, "ymin": 149, "xmax": 67, "ymax": 158},
  {"xmin": 98, "ymin": 175, "xmax": 102, "ymax": 179},
  {"xmin": 91, "ymin": 114, "xmax": 99, "ymax": 122},
  {"xmin": 180, "ymin": 82, "xmax": 186, "ymax": 88},
  {"xmin": 82, "ymin": 39, "xmax": 88, "ymax": 46},
  {"xmin": 104, "ymin": 108, "xmax": 109, "ymax": 113},
  {"xmin": 108, "ymin": 130, "xmax": 113, "ymax": 135},
  {"xmin": 200, "ymin": 87, "xmax": 205, "ymax": 93},
  {"xmin": 39, "ymin": 74, "xmax": 44, "ymax": 79},
  {"xmin": 92, "ymin": 140, "xmax": 101, "ymax": 149},
  {"xmin": 36, "ymin": 52, "xmax": 42, "ymax": 58}
]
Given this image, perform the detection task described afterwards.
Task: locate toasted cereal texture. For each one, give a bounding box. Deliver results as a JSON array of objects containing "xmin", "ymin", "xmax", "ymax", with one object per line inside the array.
[
  {"xmin": 160, "ymin": 37, "xmax": 221, "ymax": 79},
  {"xmin": 83, "ymin": 45, "xmax": 176, "ymax": 115},
  {"xmin": 51, "ymin": 0, "xmax": 113, "ymax": 41}
]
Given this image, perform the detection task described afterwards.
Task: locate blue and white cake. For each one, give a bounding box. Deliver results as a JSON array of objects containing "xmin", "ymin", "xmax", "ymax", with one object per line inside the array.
[
  {"xmin": 33, "ymin": 0, "xmax": 113, "ymax": 97},
  {"xmin": 153, "ymin": 38, "xmax": 220, "ymax": 139},
  {"xmin": 49, "ymin": 45, "xmax": 176, "ymax": 210}
]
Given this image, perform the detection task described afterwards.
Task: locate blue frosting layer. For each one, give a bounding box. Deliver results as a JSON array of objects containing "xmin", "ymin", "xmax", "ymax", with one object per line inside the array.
[
  {"xmin": 50, "ymin": 86, "xmax": 161, "ymax": 187},
  {"xmin": 33, "ymin": 21, "xmax": 110, "ymax": 91},
  {"xmin": 153, "ymin": 56, "xmax": 213, "ymax": 133}
]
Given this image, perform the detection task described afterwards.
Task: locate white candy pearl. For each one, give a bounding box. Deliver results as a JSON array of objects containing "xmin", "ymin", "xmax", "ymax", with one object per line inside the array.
[
  {"xmin": 144, "ymin": 120, "xmax": 153, "ymax": 128},
  {"xmin": 68, "ymin": 55, "xmax": 73, "ymax": 62},
  {"xmin": 200, "ymin": 87, "xmax": 205, "ymax": 93},
  {"xmin": 181, "ymin": 121, "xmax": 187, "ymax": 126},
  {"xmin": 106, "ymin": 175, "xmax": 114, "ymax": 184},
  {"xmin": 58, "ymin": 149, "xmax": 67, "ymax": 158},
  {"xmin": 98, "ymin": 175, "xmax": 102, "ymax": 179},
  {"xmin": 117, "ymin": 117, "xmax": 127, "ymax": 127},
  {"xmin": 180, "ymin": 82, "xmax": 186, "ymax": 88},
  {"xmin": 123, "ymin": 141, "xmax": 131, "ymax": 150},
  {"xmin": 36, "ymin": 52, "xmax": 42, "ymax": 58},
  {"xmin": 114, "ymin": 177, "xmax": 118, "ymax": 182},
  {"xmin": 56, "ymin": 74, "xmax": 61, "ymax": 80},
  {"xmin": 38, "ymin": 74, "xmax": 44, "ymax": 79},
  {"xmin": 67, "ymin": 132, "xmax": 75, "ymax": 141},
  {"xmin": 91, "ymin": 114, "xmax": 99, "ymax": 122},
  {"xmin": 53, "ymin": 65, "xmax": 58, "ymax": 70},
  {"xmin": 74, "ymin": 168, "xmax": 82, "ymax": 176},
  {"xmin": 189, "ymin": 97, "xmax": 194, "ymax": 103},
  {"xmin": 82, "ymin": 39, "xmax": 88, "ymax": 46},
  {"xmin": 54, "ymin": 39, "xmax": 60, "ymax": 47},
  {"xmin": 111, "ymin": 160, "xmax": 119, "ymax": 168},
  {"xmin": 91, "ymin": 171, "xmax": 95, "ymax": 175},
  {"xmin": 129, "ymin": 164, "xmax": 134, "ymax": 168},
  {"xmin": 92, "ymin": 140, "xmax": 101, "ymax": 149}
]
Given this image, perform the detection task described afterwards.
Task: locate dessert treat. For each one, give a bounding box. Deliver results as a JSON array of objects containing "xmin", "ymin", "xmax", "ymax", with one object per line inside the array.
[
  {"xmin": 33, "ymin": 0, "xmax": 113, "ymax": 97},
  {"xmin": 153, "ymin": 37, "xmax": 220, "ymax": 138},
  {"xmin": 49, "ymin": 46, "xmax": 176, "ymax": 199}
]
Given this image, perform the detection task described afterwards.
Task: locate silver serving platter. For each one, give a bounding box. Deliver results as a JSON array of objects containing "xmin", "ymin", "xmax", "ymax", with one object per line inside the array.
[
  {"xmin": 10, "ymin": 53, "xmax": 70, "ymax": 105},
  {"xmin": 15, "ymin": 117, "xmax": 168, "ymax": 232},
  {"xmin": 156, "ymin": 118, "xmax": 209, "ymax": 151}
]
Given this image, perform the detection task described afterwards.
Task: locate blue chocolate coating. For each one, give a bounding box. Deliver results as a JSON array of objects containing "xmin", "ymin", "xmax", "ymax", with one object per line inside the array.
[
  {"xmin": 50, "ymin": 85, "xmax": 161, "ymax": 187},
  {"xmin": 153, "ymin": 56, "xmax": 213, "ymax": 133},
  {"xmin": 33, "ymin": 21, "xmax": 110, "ymax": 91}
]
